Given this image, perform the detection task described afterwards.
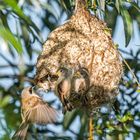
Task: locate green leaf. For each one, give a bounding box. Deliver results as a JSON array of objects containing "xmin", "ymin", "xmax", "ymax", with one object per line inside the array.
[
  {"xmin": 0, "ymin": 5, "xmax": 5, "ymax": 10},
  {"xmin": 21, "ymin": 25, "xmax": 32, "ymax": 59},
  {"xmin": 106, "ymin": 121, "xmax": 115, "ymax": 132},
  {"xmin": 60, "ymin": 0, "xmax": 68, "ymax": 11},
  {"xmin": 4, "ymin": 0, "xmax": 41, "ymax": 36},
  {"xmin": 0, "ymin": 11, "xmax": 10, "ymax": 30},
  {"xmin": 78, "ymin": 115, "xmax": 87, "ymax": 139},
  {"xmin": 0, "ymin": 95, "xmax": 11, "ymax": 108},
  {"xmin": 121, "ymin": 9, "xmax": 133, "ymax": 47},
  {"xmin": 63, "ymin": 109, "xmax": 79, "ymax": 130},
  {"xmin": 115, "ymin": 0, "xmax": 121, "ymax": 13},
  {"xmin": 128, "ymin": 2, "xmax": 140, "ymax": 12},
  {"xmin": 117, "ymin": 112, "xmax": 133, "ymax": 123},
  {"xmin": 4, "ymin": 0, "xmax": 27, "ymax": 20},
  {"xmin": 59, "ymin": 0, "xmax": 72, "ymax": 11},
  {"xmin": 136, "ymin": 89, "xmax": 140, "ymax": 93},
  {"xmin": 0, "ymin": 26, "xmax": 23, "ymax": 54},
  {"xmin": 42, "ymin": 3, "xmax": 59, "ymax": 20},
  {"xmin": 99, "ymin": 0, "xmax": 105, "ymax": 12}
]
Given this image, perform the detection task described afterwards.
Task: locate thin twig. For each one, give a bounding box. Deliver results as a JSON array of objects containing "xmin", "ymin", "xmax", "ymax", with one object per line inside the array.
[
  {"xmin": 118, "ymin": 51, "xmax": 140, "ymax": 88},
  {"xmin": 118, "ymin": 48, "xmax": 132, "ymax": 56},
  {"xmin": 88, "ymin": 117, "xmax": 93, "ymax": 140}
]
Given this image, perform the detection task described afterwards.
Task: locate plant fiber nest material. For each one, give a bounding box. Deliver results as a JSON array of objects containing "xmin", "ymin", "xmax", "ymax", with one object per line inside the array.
[{"xmin": 35, "ymin": 0, "xmax": 123, "ymax": 114}]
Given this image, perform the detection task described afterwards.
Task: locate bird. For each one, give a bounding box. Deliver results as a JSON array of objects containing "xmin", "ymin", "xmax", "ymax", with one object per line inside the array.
[
  {"xmin": 74, "ymin": 67, "xmax": 90, "ymax": 94},
  {"xmin": 68, "ymin": 67, "xmax": 90, "ymax": 107},
  {"xmin": 12, "ymin": 86, "xmax": 57, "ymax": 140},
  {"xmin": 55, "ymin": 67, "xmax": 74, "ymax": 114},
  {"xmin": 78, "ymin": 67, "xmax": 90, "ymax": 104},
  {"xmin": 34, "ymin": 66, "xmax": 58, "ymax": 92}
]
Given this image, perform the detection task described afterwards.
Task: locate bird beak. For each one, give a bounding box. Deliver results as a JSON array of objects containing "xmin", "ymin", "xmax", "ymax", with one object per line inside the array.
[
  {"xmin": 29, "ymin": 87, "xmax": 33, "ymax": 94},
  {"xmin": 56, "ymin": 70, "xmax": 61, "ymax": 76},
  {"xmin": 74, "ymin": 71, "xmax": 81, "ymax": 77}
]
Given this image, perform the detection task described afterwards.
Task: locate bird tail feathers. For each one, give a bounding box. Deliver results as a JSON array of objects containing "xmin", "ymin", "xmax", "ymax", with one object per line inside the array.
[{"xmin": 12, "ymin": 122, "xmax": 29, "ymax": 140}]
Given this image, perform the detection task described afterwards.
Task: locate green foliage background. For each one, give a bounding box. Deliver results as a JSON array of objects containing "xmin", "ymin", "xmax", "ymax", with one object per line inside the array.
[{"xmin": 0, "ymin": 0, "xmax": 140, "ymax": 139}]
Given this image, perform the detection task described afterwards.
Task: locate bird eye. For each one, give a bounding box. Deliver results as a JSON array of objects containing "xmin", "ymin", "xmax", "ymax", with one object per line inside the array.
[{"xmin": 59, "ymin": 68, "xmax": 64, "ymax": 73}]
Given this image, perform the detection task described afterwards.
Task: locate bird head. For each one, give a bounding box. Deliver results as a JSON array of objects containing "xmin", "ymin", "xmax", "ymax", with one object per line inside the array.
[
  {"xmin": 74, "ymin": 71, "xmax": 81, "ymax": 78},
  {"xmin": 74, "ymin": 67, "xmax": 89, "ymax": 78},
  {"xmin": 21, "ymin": 86, "xmax": 33, "ymax": 99},
  {"xmin": 34, "ymin": 67, "xmax": 59, "ymax": 92},
  {"xmin": 57, "ymin": 67, "xmax": 74, "ymax": 78},
  {"xmin": 79, "ymin": 67, "xmax": 89, "ymax": 78}
]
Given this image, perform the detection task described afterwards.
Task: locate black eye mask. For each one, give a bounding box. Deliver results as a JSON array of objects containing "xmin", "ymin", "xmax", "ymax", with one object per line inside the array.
[{"xmin": 29, "ymin": 87, "xmax": 33, "ymax": 94}]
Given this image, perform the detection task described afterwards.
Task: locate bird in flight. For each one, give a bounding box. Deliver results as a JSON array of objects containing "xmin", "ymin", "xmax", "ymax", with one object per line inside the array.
[{"xmin": 12, "ymin": 86, "xmax": 57, "ymax": 140}]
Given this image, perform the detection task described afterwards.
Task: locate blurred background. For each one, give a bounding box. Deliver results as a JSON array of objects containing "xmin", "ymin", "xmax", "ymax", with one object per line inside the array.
[{"xmin": 0, "ymin": 0, "xmax": 140, "ymax": 139}]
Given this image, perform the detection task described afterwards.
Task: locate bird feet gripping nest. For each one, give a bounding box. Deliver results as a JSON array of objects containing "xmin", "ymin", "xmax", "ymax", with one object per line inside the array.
[{"xmin": 55, "ymin": 66, "xmax": 91, "ymax": 114}]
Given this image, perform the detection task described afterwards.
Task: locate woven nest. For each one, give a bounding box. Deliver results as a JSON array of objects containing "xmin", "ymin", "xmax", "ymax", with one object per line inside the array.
[{"xmin": 35, "ymin": 0, "xmax": 123, "ymax": 114}]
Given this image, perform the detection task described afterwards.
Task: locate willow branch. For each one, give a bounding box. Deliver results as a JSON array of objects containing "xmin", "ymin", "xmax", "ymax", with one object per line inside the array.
[{"xmin": 118, "ymin": 51, "xmax": 140, "ymax": 88}]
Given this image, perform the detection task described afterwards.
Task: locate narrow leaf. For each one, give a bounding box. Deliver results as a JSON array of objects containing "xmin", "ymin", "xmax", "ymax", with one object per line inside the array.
[
  {"xmin": 99, "ymin": 0, "xmax": 105, "ymax": 11},
  {"xmin": 42, "ymin": 3, "xmax": 59, "ymax": 20},
  {"xmin": 63, "ymin": 109, "xmax": 79, "ymax": 130},
  {"xmin": 0, "ymin": 26, "xmax": 23, "ymax": 54},
  {"xmin": 115, "ymin": 0, "xmax": 121, "ymax": 13},
  {"xmin": 0, "ymin": 95, "xmax": 11, "ymax": 107},
  {"xmin": 136, "ymin": 89, "xmax": 140, "ymax": 93},
  {"xmin": 129, "ymin": 2, "xmax": 140, "ymax": 12},
  {"xmin": 4, "ymin": 0, "xmax": 40, "ymax": 35},
  {"xmin": 121, "ymin": 9, "xmax": 132, "ymax": 47}
]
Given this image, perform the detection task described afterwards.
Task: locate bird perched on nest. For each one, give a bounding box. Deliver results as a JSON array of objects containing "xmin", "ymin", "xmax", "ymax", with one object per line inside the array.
[
  {"xmin": 55, "ymin": 66, "xmax": 90, "ymax": 114},
  {"xmin": 74, "ymin": 67, "xmax": 90, "ymax": 94},
  {"xmin": 34, "ymin": 67, "xmax": 58, "ymax": 92},
  {"xmin": 12, "ymin": 87, "xmax": 57, "ymax": 140},
  {"xmin": 55, "ymin": 67, "xmax": 75, "ymax": 114},
  {"xmin": 69, "ymin": 67, "xmax": 90, "ymax": 106}
]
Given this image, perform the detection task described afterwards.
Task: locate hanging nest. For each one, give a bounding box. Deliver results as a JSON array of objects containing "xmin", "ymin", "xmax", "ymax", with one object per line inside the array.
[{"xmin": 34, "ymin": 0, "xmax": 123, "ymax": 114}]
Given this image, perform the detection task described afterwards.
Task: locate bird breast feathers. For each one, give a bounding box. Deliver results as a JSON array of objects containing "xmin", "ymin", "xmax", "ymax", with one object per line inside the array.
[
  {"xmin": 60, "ymin": 79, "xmax": 71, "ymax": 95},
  {"xmin": 74, "ymin": 78, "xmax": 85, "ymax": 92}
]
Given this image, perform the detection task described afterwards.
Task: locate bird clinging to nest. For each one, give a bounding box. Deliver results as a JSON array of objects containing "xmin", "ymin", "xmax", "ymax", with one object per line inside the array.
[
  {"xmin": 67, "ymin": 67, "xmax": 90, "ymax": 108},
  {"xmin": 74, "ymin": 67, "xmax": 90, "ymax": 94},
  {"xmin": 55, "ymin": 67, "xmax": 75, "ymax": 114},
  {"xmin": 55, "ymin": 66, "xmax": 90, "ymax": 114}
]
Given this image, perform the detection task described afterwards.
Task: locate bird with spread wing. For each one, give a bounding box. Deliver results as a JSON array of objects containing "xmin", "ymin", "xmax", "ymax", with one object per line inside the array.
[{"xmin": 12, "ymin": 87, "xmax": 57, "ymax": 140}]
